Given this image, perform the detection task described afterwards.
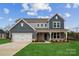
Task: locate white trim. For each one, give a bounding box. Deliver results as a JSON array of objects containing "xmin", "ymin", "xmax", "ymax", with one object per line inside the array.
[
  {"xmin": 21, "ymin": 23, "xmax": 24, "ymax": 27},
  {"xmin": 53, "ymin": 21, "xmax": 61, "ymax": 28},
  {"xmin": 48, "ymin": 13, "xmax": 64, "ymax": 21},
  {"xmin": 22, "ymin": 19, "xmax": 36, "ymax": 30},
  {"xmin": 36, "ymin": 23, "xmax": 48, "ymax": 28},
  {"xmin": 9, "ymin": 19, "xmax": 36, "ymax": 31},
  {"xmin": 8, "ymin": 19, "xmax": 22, "ymax": 31}
]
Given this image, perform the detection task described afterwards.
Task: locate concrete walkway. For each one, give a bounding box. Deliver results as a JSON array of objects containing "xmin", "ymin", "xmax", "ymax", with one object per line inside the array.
[{"xmin": 0, "ymin": 41, "xmax": 31, "ymax": 56}]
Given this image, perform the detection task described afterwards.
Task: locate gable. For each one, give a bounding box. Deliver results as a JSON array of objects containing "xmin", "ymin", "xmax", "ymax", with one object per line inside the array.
[
  {"xmin": 49, "ymin": 14, "xmax": 64, "ymax": 21},
  {"xmin": 49, "ymin": 14, "xmax": 64, "ymax": 29},
  {"xmin": 0, "ymin": 29, "xmax": 5, "ymax": 33},
  {"xmin": 10, "ymin": 20, "xmax": 35, "ymax": 33}
]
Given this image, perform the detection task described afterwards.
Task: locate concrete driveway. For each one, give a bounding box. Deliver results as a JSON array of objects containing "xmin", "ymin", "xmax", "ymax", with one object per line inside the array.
[{"xmin": 0, "ymin": 41, "xmax": 31, "ymax": 56}]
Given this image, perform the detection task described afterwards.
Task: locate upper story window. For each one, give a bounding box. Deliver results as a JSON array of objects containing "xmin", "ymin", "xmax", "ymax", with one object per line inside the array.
[
  {"xmin": 37, "ymin": 24, "xmax": 39, "ymax": 27},
  {"xmin": 53, "ymin": 21, "xmax": 61, "ymax": 28},
  {"xmin": 36, "ymin": 23, "xmax": 48, "ymax": 28},
  {"xmin": 21, "ymin": 23, "xmax": 24, "ymax": 27},
  {"xmin": 55, "ymin": 16, "xmax": 58, "ymax": 19},
  {"xmin": 53, "ymin": 22, "xmax": 56, "ymax": 28},
  {"xmin": 41, "ymin": 24, "xmax": 43, "ymax": 27},
  {"xmin": 45, "ymin": 24, "xmax": 47, "ymax": 27},
  {"xmin": 57, "ymin": 22, "xmax": 60, "ymax": 28}
]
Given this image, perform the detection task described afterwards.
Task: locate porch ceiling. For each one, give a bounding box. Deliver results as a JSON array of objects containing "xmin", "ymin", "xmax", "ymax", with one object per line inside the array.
[{"xmin": 36, "ymin": 29, "xmax": 68, "ymax": 33}]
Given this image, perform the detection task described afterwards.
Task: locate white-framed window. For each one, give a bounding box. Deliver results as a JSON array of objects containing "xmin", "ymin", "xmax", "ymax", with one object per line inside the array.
[
  {"xmin": 45, "ymin": 24, "xmax": 47, "ymax": 27},
  {"xmin": 36, "ymin": 23, "xmax": 48, "ymax": 28},
  {"xmin": 53, "ymin": 21, "xmax": 61, "ymax": 28},
  {"xmin": 55, "ymin": 16, "xmax": 58, "ymax": 19},
  {"xmin": 41, "ymin": 24, "xmax": 43, "ymax": 27},
  {"xmin": 21, "ymin": 23, "xmax": 24, "ymax": 27},
  {"xmin": 37, "ymin": 24, "xmax": 39, "ymax": 27},
  {"xmin": 53, "ymin": 33, "xmax": 60, "ymax": 39}
]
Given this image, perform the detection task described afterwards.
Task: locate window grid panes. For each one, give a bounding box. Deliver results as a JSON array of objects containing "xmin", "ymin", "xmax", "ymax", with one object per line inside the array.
[
  {"xmin": 37, "ymin": 24, "xmax": 39, "ymax": 27},
  {"xmin": 41, "ymin": 24, "xmax": 43, "ymax": 27},
  {"xmin": 53, "ymin": 21, "xmax": 60, "ymax": 28},
  {"xmin": 45, "ymin": 24, "xmax": 47, "ymax": 27}
]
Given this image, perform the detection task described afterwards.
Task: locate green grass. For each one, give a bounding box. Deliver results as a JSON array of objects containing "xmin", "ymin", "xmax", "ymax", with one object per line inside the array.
[
  {"xmin": 0, "ymin": 39, "xmax": 11, "ymax": 44},
  {"xmin": 15, "ymin": 41, "xmax": 79, "ymax": 56}
]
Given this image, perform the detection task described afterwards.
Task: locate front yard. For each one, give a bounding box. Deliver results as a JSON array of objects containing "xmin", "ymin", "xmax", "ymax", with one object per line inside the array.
[
  {"xmin": 0, "ymin": 39, "xmax": 11, "ymax": 44},
  {"xmin": 15, "ymin": 40, "xmax": 79, "ymax": 56}
]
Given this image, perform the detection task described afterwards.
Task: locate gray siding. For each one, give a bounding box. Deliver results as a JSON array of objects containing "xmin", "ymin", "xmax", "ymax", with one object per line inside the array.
[
  {"xmin": 49, "ymin": 14, "xmax": 64, "ymax": 29},
  {"xmin": 10, "ymin": 20, "xmax": 34, "ymax": 33}
]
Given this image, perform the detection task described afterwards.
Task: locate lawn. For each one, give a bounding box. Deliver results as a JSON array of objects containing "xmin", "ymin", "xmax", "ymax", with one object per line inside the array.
[
  {"xmin": 15, "ymin": 41, "xmax": 79, "ymax": 56},
  {"xmin": 0, "ymin": 39, "xmax": 11, "ymax": 44}
]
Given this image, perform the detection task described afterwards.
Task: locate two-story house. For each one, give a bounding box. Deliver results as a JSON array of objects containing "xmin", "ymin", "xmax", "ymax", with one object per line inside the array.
[{"xmin": 9, "ymin": 14, "xmax": 68, "ymax": 42}]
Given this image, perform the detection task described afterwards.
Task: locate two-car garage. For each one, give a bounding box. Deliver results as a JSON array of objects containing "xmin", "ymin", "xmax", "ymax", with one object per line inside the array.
[
  {"xmin": 9, "ymin": 20, "xmax": 35, "ymax": 42},
  {"xmin": 12, "ymin": 33, "xmax": 32, "ymax": 42}
]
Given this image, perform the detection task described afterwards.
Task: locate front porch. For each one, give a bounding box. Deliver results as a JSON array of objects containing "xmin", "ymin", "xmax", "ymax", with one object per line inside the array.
[{"xmin": 34, "ymin": 29, "xmax": 68, "ymax": 42}]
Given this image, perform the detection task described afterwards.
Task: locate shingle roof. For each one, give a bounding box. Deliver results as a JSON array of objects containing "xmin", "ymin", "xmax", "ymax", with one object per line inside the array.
[
  {"xmin": 16, "ymin": 14, "xmax": 64, "ymax": 23},
  {"xmin": 0, "ymin": 29, "xmax": 5, "ymax": 33},
  {"xmin": 16, "ymin": 18, "xmax": 48, "ymax": 23}
]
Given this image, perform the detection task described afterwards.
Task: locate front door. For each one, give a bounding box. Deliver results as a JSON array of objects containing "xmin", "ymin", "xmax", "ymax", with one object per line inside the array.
[{"xmin": 44, "ymin": 33, "xmax": 48, "ymax": 41}]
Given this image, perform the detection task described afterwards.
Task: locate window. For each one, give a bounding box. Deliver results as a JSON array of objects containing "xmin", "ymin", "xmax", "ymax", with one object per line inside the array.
[
  {"xmin": 54, "ymin": 33, "xmax": 56, "ymax": 38},
  {"xmin": 53, "ymin": 21, "xmax": 60, "ymax": 28},
  {"xmin": 57, "ymin": 33, "xmax": 60, "ymax": 38},
  {"xmin": 45, "ymin": 24, "xmax": 47, "ymax": 27},
  {"xmin": 55, "ymin": 16, "xmax": 58, "ymax": 19},
  {"xmin": 57, "ymin": 22, "xmax": 60, "ymax": 28},
  {"xmin": 37, "ymin": 24, "xmax": 39, "ymax": 27},
  {"xmin": 41, "ymin": 24, "xmax": 43, "ymax": 27},
  {"xmin": 21, "ymin": 23, "xmax": 24, "ymax": 27},
  {"xmin": 53, "ymin": 33, "xmax": 60, "ymax": 39},
  {"xmin": 53, "ymin": 22, "xmax": 56, "ymax": 28}
]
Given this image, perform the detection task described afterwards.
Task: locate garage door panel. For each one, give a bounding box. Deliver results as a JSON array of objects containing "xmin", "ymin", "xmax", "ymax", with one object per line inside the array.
[{"xmin": 12, "ymin": 33, "xmax": 32, "ymax": 42}]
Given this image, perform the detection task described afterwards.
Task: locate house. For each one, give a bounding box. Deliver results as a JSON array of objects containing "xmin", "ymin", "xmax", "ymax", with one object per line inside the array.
[
  {"xmin": 0, "ymin": 29, "xmax": 6, "ymax": 39},
  {"xmin": 9, "ymin": 14, "xmax": 68, "ymax": 42}
]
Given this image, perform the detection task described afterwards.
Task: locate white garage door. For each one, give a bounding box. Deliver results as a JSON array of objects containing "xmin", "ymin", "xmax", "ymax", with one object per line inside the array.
[{"xmin": 12, "ymin": 33, "xmax": 32, "ymax": 42}]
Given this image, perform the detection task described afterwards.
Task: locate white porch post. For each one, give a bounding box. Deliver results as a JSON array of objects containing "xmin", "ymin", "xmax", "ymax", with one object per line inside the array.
[
  {"xmin": 49, "ymin": 32, "xmax": 51, "ymax": 41},
  {"xmin": 36, "ymin": 32, "xmax": 37, "ymax": 41},
  {"xmin": 65, "ymin": 32, "xmax": 68, "ymax": 40}
]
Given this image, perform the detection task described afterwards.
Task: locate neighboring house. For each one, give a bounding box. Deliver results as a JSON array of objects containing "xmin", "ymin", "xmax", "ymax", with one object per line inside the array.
[
  {"xmin": 9, "ymin": 14, "xmax": 68, "ymax": 42},
  {"xmin": 68, "ymin": 32, "xmax": 79, "ymax": 40},
  {"xmin": 0, "ymin": 29, "xmax": 6, "ymax": 39}
]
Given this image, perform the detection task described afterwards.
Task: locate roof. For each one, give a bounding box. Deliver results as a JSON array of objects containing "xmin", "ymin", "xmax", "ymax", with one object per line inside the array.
[
  {"xmin": 0, "ymin": 29, "xmax": 5, "ymax": 33},
  {"xmin": 16, "ymin": 18, "xmax": 48, "ymax": 23},
  {"xmin": 48, "ymin": 13, "xmax": 64, "ymax": 21},
  {"xmin": 16, "ymin": 14, "xmax": 64, "ymax": 23},
  {"xmin": 36, "ymin": 29, "xmax": 68, "ymax": 32},
  {"xmin": 9, "ymin": 19, "xmax": 36, "ymax": 31}
]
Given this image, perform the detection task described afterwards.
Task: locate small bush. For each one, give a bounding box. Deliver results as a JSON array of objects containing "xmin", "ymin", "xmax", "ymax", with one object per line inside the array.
[{"xmin": 32, "ymin": 40, "xmax": 45, "ymax": 42}]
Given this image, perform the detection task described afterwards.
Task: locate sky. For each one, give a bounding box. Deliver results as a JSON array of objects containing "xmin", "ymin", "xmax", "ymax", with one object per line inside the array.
[{"xmin": 0, "ymin": 3, "xmax": 79, "ymax": 30}]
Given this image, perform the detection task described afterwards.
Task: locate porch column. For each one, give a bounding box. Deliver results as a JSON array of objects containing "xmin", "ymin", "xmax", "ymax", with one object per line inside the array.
[
  {"xmin": 9, "ymin": 31, "xmax": 11, "ymax": 39},
  {"xmin": 65, "ymin": 32, "xmax": 68, "ymax": 40},
  {"xmin": 35, "ymin": 32, "xmax": 37, "ymax": 40},
  {"xmin": 49, "ymin": 32, "xmax": 51, "ymax": 41}
]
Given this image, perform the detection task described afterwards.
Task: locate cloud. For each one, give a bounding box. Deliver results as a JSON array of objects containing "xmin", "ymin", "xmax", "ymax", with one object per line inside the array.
[
  {"xmin": 64, "ymin": 13, "xmax": 71, "ymax": 18},
  {"xmin": 65, "ymin": 4, "xmax": 71, "ymax": 8},
  {"xmin": 8, "ymin": 18, "xmax": 12, "ymax": 21},
  {"xmin": 37, "ymin": 16, "xmax": 49, "ymax": 18},
  {"xmin": 73, "ymin": 3, "xmax": 79, "ymax": 8},
  {"xmin": 3, "ymin": 8, "xmax": 10, "ymax": 14},
  {"xmin": 21, "ymin": 3, "xmax": 29, "ymax": 12},
  {"xmin": 27, "ymin": 11, "xmax": 37, "ymax": 16},
  {"xmin": 21, "ymin": 3, "xmax": 52, "ymax": 16},
  {"xmin": 65, "ymin": 3, "xmax": 79, "ymax": 8},
  {"xmin": 30, "ymin": 3, "xmax": 52, "ymax": 12},
  {"xmin": 0, "ymin": 17, "xmax": 4, "ymax": 19}
]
